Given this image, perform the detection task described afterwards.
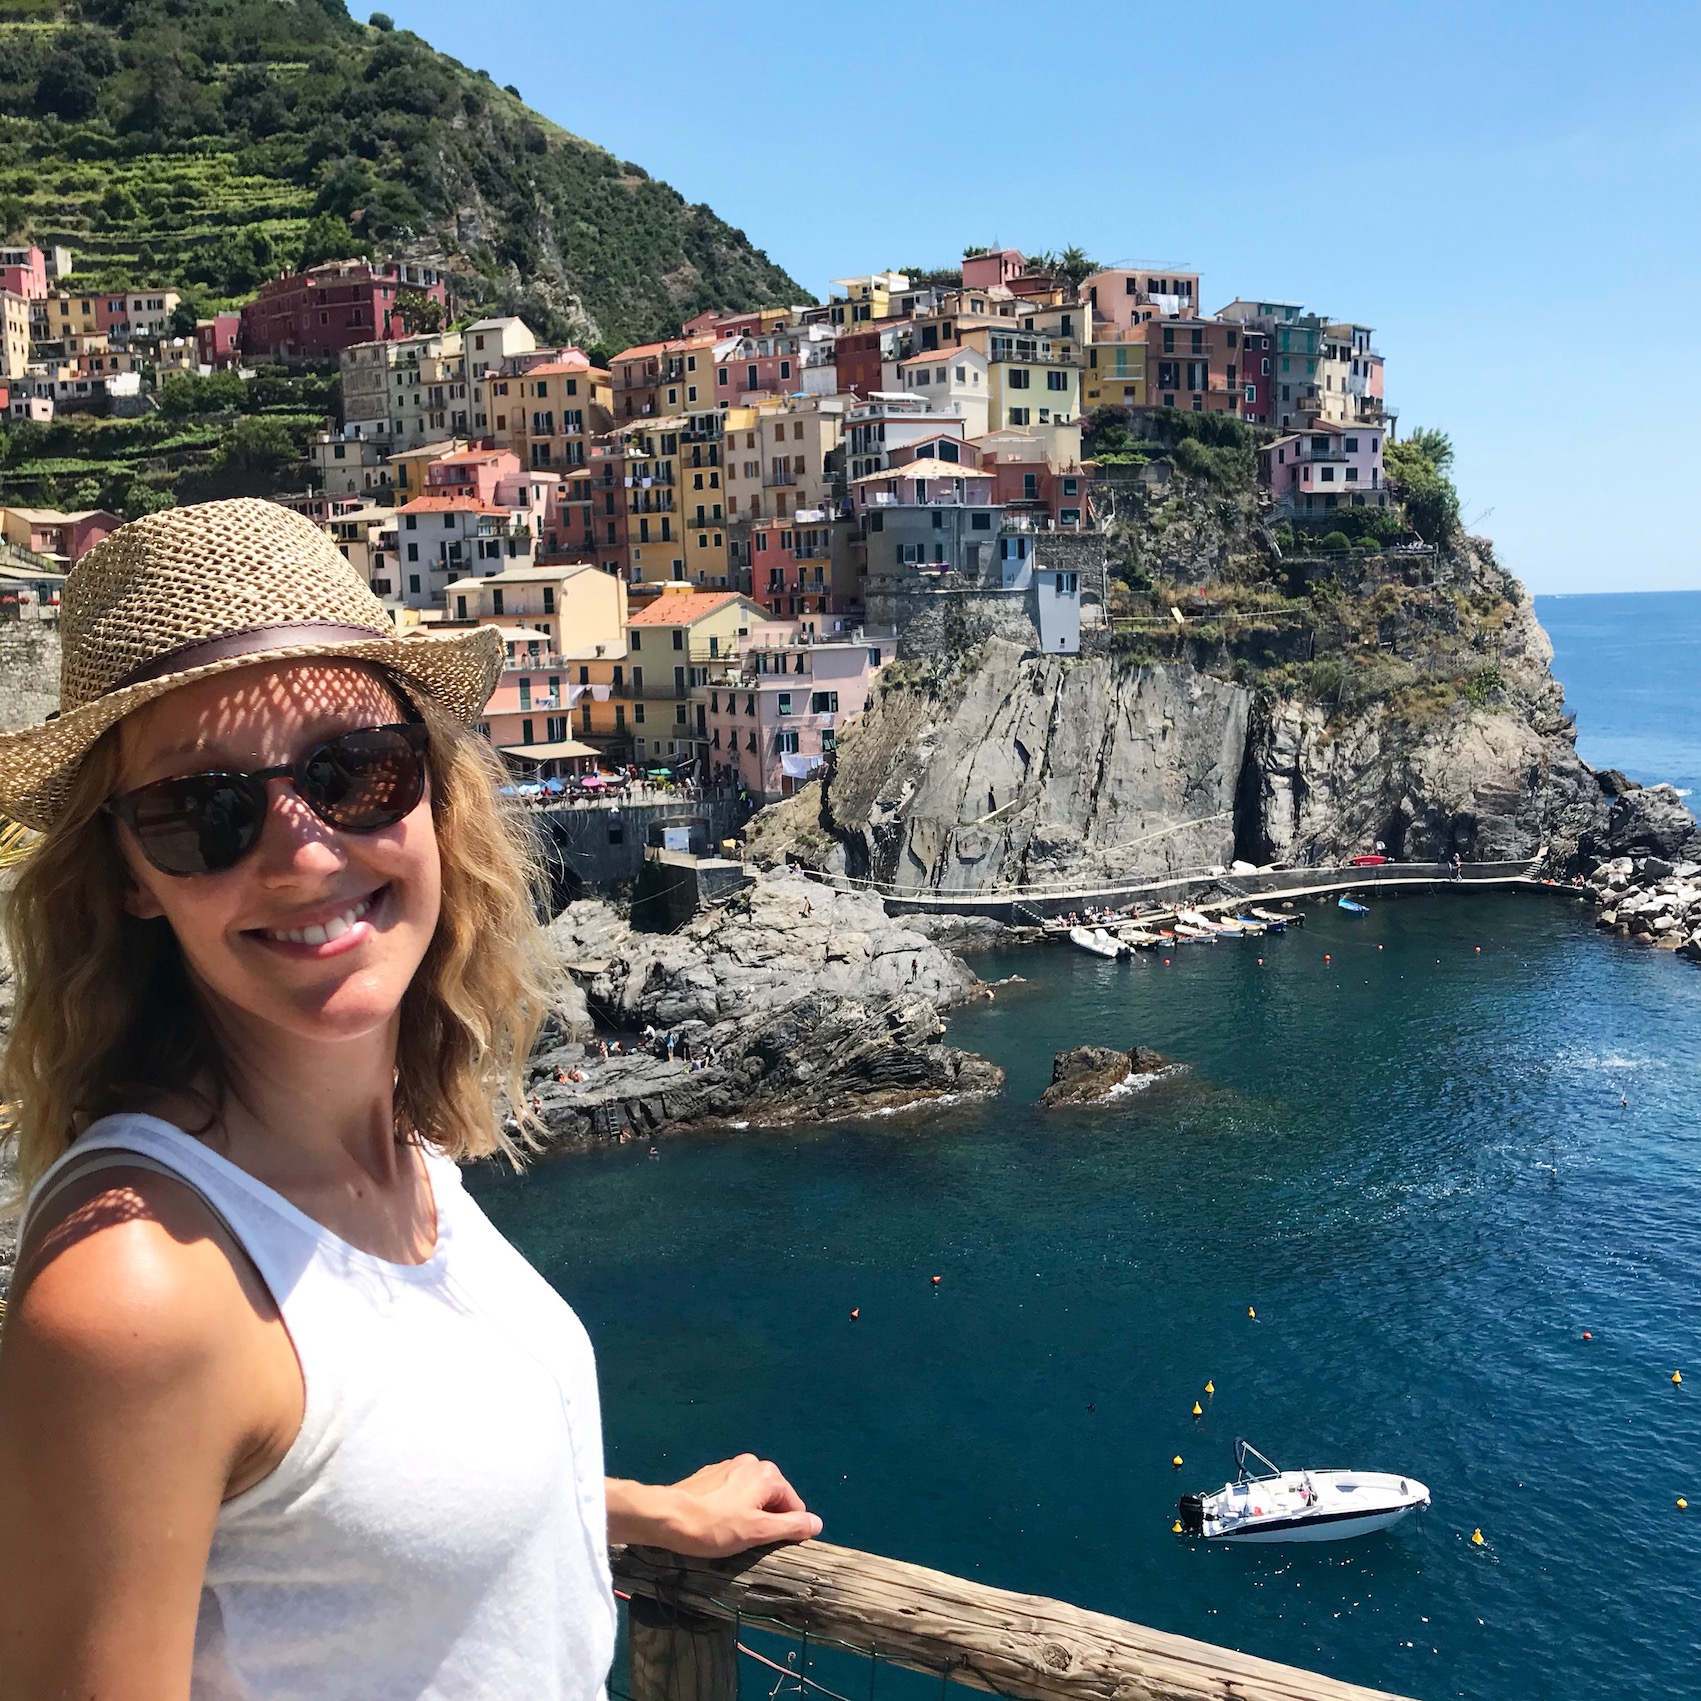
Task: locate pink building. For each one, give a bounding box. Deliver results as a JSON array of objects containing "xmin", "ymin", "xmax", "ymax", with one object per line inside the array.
[
  {"xmin": 195, "ymin": 312, "xmax": 241, "ymax": 368},
  {"xmin": 0, "ymin": 506, "xmax": 120, "ymax": 563},
  {"xmin": 425, "ymin": 446, "xmax": 520, "ymax": 507},
  {"xmin": 701, "ymin": 627, "xmax": 887, "ymax": 801},
  {"xmin": 961, "ymin": 249, "xmax": 1026, "ymax": 292},
  {"xmin": 1260, "ymin": 422, "xmax": 1387, "ymax": 515},
  {"xmin": 714, "ymin": 330, "xmax": 803, "ymax": 403},
  {"xmin": 0, "ymin": 245, "xmax": 46, "ymax": 301}
]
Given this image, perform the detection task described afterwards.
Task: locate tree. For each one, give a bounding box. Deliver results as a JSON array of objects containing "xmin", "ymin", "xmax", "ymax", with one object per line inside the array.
[
  {"xmin": 1056, "ymin": 245, "xmax": 1098, "ymax": 289},
  {"xmin": 370, "ymin": 10, "xmax": 395, "ymax": 27},
  {"xmin": 297, "ymin": 212, "xmax": 370, "ymax": 273},
  {"xmin": 394, "ymin": 288, "xmax": 445, "ymax": 333},
  {"xmin": 1403, "ymin": 426, "xmax": 1454, "ymax": 474},
  {"xmin": 1385, "ymin": 430, "xmax": 1461, "ymax": 544},
  {"xmin": 184, "ymin": 416, "xmax": 300, "ymax": 501}
]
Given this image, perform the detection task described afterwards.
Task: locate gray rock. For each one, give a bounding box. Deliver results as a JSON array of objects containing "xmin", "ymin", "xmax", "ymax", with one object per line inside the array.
[{"xmin": 1039, "ymin": 1044, "xmax": 1177, "ymax": 1107}]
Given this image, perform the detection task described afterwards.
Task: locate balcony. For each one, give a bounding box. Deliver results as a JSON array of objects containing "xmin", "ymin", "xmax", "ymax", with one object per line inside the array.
[{"xmin": 685, "ymin": 510, "xmax": 724, "ymax": 529}]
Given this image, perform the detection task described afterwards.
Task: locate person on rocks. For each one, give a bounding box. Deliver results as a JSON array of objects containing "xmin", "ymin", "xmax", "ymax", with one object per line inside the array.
[{"xmin": 0, "ymin": 501, "xmax": 821, "ymax": 1700}]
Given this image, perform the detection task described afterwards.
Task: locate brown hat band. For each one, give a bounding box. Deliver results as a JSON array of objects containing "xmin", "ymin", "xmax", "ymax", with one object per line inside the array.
[{"xmin": 111, "ymin": 622, "xmax": 395, "ymax": 695}]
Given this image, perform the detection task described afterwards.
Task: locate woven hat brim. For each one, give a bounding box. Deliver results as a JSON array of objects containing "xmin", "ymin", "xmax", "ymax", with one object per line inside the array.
[{"xmin": 0, "ymin": 625, "xmax": 505, "ymax": 832}]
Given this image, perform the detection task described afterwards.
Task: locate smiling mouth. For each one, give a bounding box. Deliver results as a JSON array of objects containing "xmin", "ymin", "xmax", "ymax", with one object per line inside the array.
[{"xmin": 254, "ymin": 888, "xmax": 383, "ymax": 947}]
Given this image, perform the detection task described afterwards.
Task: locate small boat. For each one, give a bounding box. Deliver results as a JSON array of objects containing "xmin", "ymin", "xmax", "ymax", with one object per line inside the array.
[
  {"xmin": 1338, "ymin": 897, "xmax": 1369, "ymax": 915},
  {"xmin": 1252, "ymin": 906, "xmax": 1300, "ymax": 928},
  {"xmin": 1232, "ymin": 915, "xmax": 1269, "ymax": 936},
  {"xmin": 1117, "ymin": 928, "xmax": 1164, "ymax": 950},
  {"xmin": 1171, "ymin": 922, "xmax": 1215, "ymax": 942},
  {"xmin": 1178, "ymin": 1441, "xmax": 1429, "ymax": 1544},
  {"xmin": 1069, "ymin": 926, "xmax": 1127, "ymax": 960},
  {"xmin": 1177, "ymin": 909, "xmax": 1244, "ymax": 938}
]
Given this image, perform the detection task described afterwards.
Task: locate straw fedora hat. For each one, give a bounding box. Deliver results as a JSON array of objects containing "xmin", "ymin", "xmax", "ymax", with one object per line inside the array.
[{"xmin": 0, "ymin": 497, "xmax": 504, "ymax": 831}]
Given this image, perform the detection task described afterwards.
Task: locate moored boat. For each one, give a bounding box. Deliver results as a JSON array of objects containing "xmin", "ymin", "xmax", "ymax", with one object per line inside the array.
[
  {"xmin": 1068, "ymin": 926, "xmax": 1128, "ymax": 959},
  {"xmin": 1252, "ymin": 906, "xmax": 1300, "ymax": 928},
  {"xmin": 1338, "ymin": 896, "xmax": 1369, "ymax": 915},
  {"xmin": 1178, "ymin": 1441, "xmax": 1430, "ymax": 1544}
]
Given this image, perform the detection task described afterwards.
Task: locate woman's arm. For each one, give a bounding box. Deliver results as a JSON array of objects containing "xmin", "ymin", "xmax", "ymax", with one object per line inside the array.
[
  {"xmin": 0, "ymin": 1174, "xmax": 300, "ymax": 1699},
  {"xmin": 607, "ymin": 1455, "xmax": 822, "ymax": 1558}
]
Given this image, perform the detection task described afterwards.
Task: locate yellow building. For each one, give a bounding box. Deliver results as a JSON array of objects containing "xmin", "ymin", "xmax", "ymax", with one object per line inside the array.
[
  {"xmin": 624, "ymin": 585, "xmax": 768, "ymax": 766},
  {"xmin": 387, "ymin": 437, "xmax": 470, "ymax": 503},
  {"xmin": 497, "ymin": 356, "xmax": 614, "ymax": 474},
  {"xmin": 1083, "ymin": 328, "xmax": 1148, "ymax": 410},
  {"xmin": 957, "ymin": 323, "xmax": 1083, "ymax": 431},
  {"xmin": 825, "ymin": 271, "xmax": 908, "ymax": 327}
]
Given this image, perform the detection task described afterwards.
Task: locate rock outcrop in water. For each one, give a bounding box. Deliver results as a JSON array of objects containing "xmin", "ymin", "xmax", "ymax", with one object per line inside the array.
[
  {"xmin": 1039, "ymin": 1044, "xmax": 1178, "ymax": 1106},
  {"xmin": 529, "ymin": 874, "xmax": 1003, "ymax": 1143}
]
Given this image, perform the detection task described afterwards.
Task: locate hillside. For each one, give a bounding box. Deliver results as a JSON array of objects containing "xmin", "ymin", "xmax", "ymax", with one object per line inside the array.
[{"xmin": 0, "ymin": 0, "xmax": 806, "ymax": 349}]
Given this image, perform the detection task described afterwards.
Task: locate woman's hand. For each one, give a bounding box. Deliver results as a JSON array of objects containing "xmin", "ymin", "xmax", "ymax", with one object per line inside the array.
[{"xmin": 607, "ymin": 1456, "xmax": 822, "ymax": 1558}]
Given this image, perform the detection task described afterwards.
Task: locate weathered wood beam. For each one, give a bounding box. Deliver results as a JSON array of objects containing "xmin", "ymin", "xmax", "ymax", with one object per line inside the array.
[{"xmin": 612, "ymin": 1541, "xmax": 1412, "ymax": 1701}]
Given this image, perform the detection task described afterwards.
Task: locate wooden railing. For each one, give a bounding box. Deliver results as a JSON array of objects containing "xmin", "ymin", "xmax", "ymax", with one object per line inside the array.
[{"xmin": 612, "ymin": 1540, "xmax": 1412, "ymax": 1701}]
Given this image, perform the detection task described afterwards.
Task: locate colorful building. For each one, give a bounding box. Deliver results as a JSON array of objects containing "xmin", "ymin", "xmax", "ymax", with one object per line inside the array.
[
  {"xmin": 623, "ymin": 585, "xmax": 769, "ymax": 767},
  {"xmin": 1083, "ymin": 327, "xmax": 1147, "ymax": 410},
  {"xmin": 1260, "ymin": 423, "xmax": 1388, "ymax": 514},
  {"xmin": 610, "ymin": 334, "xmax": 717, "ymax": 421},
  {"xmin": 240, "ymin": 261, "xmax": 448, "ymax": 363},
  {"xmin": 1143, "ymin": 317, "xmax": 1245, "ymax": 414},
  {"xmin": 1080, "ymin": 268, "xmax": 1201, "ymax": 330},
  {"xmin": 700, "ymin": 627, "xmax": 887, "ymax": 801}
]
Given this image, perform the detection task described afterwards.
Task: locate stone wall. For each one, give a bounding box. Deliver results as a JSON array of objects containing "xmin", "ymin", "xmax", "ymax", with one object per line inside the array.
[
  {"xmin": 0, "ymin": 620, "xmax": 60, "ymax": 732},
  {"xmin": 533, "ymin": 794, "xmax": 745, "ymax": 896}
]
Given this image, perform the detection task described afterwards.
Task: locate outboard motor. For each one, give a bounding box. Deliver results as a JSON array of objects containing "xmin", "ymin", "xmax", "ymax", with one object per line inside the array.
[{"xmin": 1177, "ymin": 1493, "xmax": 1204, "ymax": 1537}]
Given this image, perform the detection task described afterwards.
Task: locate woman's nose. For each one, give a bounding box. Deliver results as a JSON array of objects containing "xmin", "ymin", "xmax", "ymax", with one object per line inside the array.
[{"xmin": 253, "ymin": 776, "xmax": 346, "ymax": 873}]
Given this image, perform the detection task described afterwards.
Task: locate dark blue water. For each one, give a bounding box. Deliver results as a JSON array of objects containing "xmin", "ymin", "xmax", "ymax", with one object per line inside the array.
[
  {"xmin": 1539, "ymin": 590, "xmax": 1701, "ymax": 799},
  {"xmin": 472, "ymin": 896, "xmax": 1701, "ymax": 1701},
  {"xmin": 471, "ymin": 592, "xmax": 1701, "ymax": 1701}
]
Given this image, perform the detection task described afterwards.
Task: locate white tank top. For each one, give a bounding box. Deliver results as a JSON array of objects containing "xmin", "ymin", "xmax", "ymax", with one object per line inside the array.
[{"xmin": 23, "ymin": 1113, "xmax": 618, "ymax": 1701}]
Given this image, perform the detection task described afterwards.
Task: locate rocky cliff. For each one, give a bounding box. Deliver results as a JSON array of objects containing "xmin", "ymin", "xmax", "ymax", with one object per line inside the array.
[
  {"xmin": 528, "ymin": 875, "xmax": 1003, "ymax": 1144},
  {"xmin": 748, "ymin": 465, "xmax": 1617, "ymax": 889}
]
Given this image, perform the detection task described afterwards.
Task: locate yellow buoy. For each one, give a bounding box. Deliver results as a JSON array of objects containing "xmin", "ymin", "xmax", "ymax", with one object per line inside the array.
[
  {"xmin": 1471, "ymin": 1528, "xmax": 1485, "ymax": 1546},
  {"xmin": 1248, "ymin": 1306, "xmax": 1257, "ymax": 1319},
  {"xmin": 1204, "ymin": 1380, "xmax": 1215, "ymax": 1396},
  {"xmin": 1674, "ymin": 1370, "xmax": 1684, "ymax": 1385},
  {"xmin": 1192, "ymin": 1401, "xmax": 1203, "ymax": 1418},
  {"xmin": 1678, "ymin": 1498, "xmax": 1689, "ymax": 1511},
  {"xmin": 1172, "ymin": 1455, "xmax": 1184, "ymax": 1469},
  {"xmin": 1172, "ymin": 1520, "xmax": 1184, "ymax": 1533}
]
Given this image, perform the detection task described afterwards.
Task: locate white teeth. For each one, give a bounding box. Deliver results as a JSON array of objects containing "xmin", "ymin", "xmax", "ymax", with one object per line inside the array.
[{"xmin": 260, "ymin": 892, "xmax": 376, "ymax": 945}]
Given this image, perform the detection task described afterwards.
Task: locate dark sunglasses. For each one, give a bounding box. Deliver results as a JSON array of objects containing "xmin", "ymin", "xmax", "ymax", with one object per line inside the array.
[{"xmin": 107, "ymin": 723, "xmax": 430, "ymax": 877}]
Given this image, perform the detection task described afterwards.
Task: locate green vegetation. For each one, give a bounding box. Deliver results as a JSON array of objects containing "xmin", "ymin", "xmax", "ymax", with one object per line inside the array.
[
  {"xmin": 1086, "ymin": 406, "xmax": 1258, "ymax": 488},
  {"xmin": 0, "ymin": 0, "xmax": 806, "ymax": 346},
  {"xmin": 1384, "ymin": 426, "xmax": 1460, "ymax": 544},
  {"xmin": 0, "ymin": 366, "xmax": 334, "ymax": 515}
]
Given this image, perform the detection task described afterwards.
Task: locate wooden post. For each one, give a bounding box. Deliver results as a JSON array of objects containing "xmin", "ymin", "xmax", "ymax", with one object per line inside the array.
[{"xmin": 627, "ymin": 1592, "xmax": 739, "ymax": 1701}]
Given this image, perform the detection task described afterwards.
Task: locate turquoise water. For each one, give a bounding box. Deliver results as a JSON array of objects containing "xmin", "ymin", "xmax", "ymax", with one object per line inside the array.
[
  {"xmin": 472, "ymin": 895, "xmax": 1701, "ymax": 1701},
  {"xmin": 1539, "ymin": 590, "xmax": 1701, "ymax": 799}
]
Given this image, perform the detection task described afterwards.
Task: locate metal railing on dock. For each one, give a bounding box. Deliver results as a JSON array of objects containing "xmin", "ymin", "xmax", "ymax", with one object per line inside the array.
[{"xmin": 612, "ymin": 1539, "xmax": 1411, "ymax": 1701}]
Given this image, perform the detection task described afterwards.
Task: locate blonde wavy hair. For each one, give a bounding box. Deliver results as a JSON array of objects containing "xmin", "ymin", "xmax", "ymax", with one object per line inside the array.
[{"xmin": 1, "ymin": 683, "xmax": 558, "ymax": 1195}]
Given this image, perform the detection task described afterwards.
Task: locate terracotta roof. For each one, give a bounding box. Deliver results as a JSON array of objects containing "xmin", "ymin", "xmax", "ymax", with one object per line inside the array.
[
  {"xmin": 434, "ymin": 448, "xmax": 511, "ymax": 464},
  {"xmin": 626, "ymin": 590, "xmax": 747, "ymax": 627},
  {"xmin": 853, "ymin": 459, "xmax": 991, "ymax": 486},
  {"xmin": 899, "ymin": 348, "xmax": 972, "ymax": 366},
  {"xmin": 612, "ymin": 334, "xmax": 716, "ymax": 364},
  {"xmin": 525, "ymin": 359, "xmax": 596, "ymax": 377}
]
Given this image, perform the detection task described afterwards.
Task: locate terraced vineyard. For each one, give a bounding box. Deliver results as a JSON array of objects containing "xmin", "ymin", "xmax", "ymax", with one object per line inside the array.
[{"xmin": 0, "ymin": 0, "xmax": 805, "ymax": 348}]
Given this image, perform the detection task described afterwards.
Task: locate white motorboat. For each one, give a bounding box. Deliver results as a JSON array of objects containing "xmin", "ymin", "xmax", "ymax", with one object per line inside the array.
[
  {"xmin": 1177, "ymin": 908, "xmax": 1245, "ymax": 938},
  {"xmin": 1178, "ymin": 1441, "xmax": 1429, "ymax": 1544},
  {"xmin": 1068, "ymin": 926, "xmax": 1127, "ymax": 960}
]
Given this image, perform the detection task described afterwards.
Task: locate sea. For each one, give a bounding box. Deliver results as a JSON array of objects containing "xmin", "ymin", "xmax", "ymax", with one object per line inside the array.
[{"xmin": 471, "ymin": 588, "xmax": 1701, "ymax": 1701}]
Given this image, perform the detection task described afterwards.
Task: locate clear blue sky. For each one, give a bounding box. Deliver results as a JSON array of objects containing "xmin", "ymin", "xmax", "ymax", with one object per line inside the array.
[{"xmin": 385, "ymin": 0, "xmax": 1700, "ymax": 595}]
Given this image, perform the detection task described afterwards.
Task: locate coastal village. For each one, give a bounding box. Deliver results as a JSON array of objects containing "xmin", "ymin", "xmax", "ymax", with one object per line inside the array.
[{"xmin": 0, "ymin": 241, "xmax": 1397, "ymax": 803}]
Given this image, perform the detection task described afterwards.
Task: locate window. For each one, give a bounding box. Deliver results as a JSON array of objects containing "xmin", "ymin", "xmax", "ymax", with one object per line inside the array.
[
  {"xmin": 1047, "ymin": 370, "xmax": 1068, "ymax": 391},
  {"xmin": 672, "ymin": 629, "xmax": 684, "ymax": 651},
  {"xmin": 776, "ymin": 730, "xmax": 799, "ymax": 755},
  {"xmin": 971, "ymin": 511, "xmax": 992, "ymax": 530},
  {"xmin": 629, "ymin": 629, "xmax": 641, "ymax": 651},
  {"xmin": 409, "ymin": 574, "xmax": 420, "ymax": 593},
  {"xmin": 1007, "ymin": 368, "xmax": 1030, "ymax": 389},
  {"xmin": 810, "ymin": 690, "xmax": 839, "ymax": 713},
  {"xmin": 543, "ymin": 587, "xmax": 555, "ymax": 613},
  {"xmin": 1320, "ymin": 466, "xmax": 1335, "ymax": 482},
  {"xmin": 1060, "ymin": 508, "xmax": 1081, "ymax": 525},
  {"xmin": 674, "ymin": 703, "xmax": 688, "ymax": 725},
  {"xmin": 491, "ymin": 589, "xmax": 504, "ymax": 616},
  {"xmin": 776, "ymin": 691, "xmax": 793, "ymax": 717},
  {"xmin": 1345, "ymin": 466, "xmax": 1359, "ymax": 482},
  {"xmin": 406, "ymin": 543, "xmax": 419, "ymax": 563},
  {"xmin": 521, "ymin": 718, "xmax": 534, "ymax": 743},
  {"xmin": 1008, "ymin": 407, "xmax": 1030, "ymax": 426},
  {"xmin": 547, "ymin": 716, "xmax": 567, "ymax": 742},
  {"xmin": 634, "ymin": 703, "xmax": 645, "ymax": 724},
  {"xmin": 1162, "ymin": 327, "xmax": 1175, "ymax": 353},
  {"xmin": 1344, "ymin": 437, "xmax": 1359, "ymax": 453}
]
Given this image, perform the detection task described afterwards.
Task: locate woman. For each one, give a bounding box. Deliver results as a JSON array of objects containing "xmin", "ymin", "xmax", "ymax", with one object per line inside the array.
[{"xmin": 0, "ymin": 500, "xmax": 819, "ymax": 1699}]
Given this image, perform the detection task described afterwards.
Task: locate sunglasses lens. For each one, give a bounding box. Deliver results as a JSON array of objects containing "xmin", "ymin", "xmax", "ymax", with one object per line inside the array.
[
  {"xmin": 129, "ymin": 775, "xmax": 268, "ymax": 876},
  {"xmin": 297, "ymin": 726, "xmax": 426, "ymax": 831}
]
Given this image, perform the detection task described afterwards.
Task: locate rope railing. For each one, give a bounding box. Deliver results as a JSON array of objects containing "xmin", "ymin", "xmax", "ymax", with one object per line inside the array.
[{"xmin": 612, "ymin": 1540, "xmax": 1412, "ymax": 1701}]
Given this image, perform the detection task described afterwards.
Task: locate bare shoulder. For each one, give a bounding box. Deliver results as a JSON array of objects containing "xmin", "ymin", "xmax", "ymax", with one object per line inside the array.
[{"xmin": 8, "ymin": 1165, "xmax": 274, "ymax": 1384}]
